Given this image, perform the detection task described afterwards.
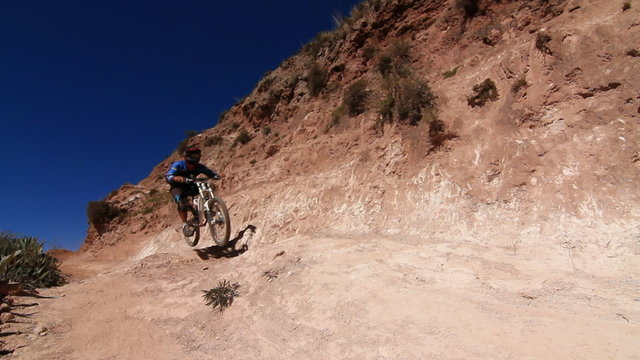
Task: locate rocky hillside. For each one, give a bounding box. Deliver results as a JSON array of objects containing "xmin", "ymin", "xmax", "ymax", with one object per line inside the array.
[
  {"xmin": 9, "ymin": 0, "xmax": 640, "ymax": 359},
  {"xmin": 82, "ymin": 0, "xmax": 638, "ymax": 268}
]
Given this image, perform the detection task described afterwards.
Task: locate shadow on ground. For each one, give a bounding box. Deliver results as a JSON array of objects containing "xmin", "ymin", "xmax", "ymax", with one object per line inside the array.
[{"xmin": 194, "ymin": 225, "xmax": 256, "ymax": 260}]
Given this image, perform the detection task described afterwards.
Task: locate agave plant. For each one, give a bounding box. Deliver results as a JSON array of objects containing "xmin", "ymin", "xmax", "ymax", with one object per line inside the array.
[
  {"xmin": 0, "ymin": 232, "xmax": 65, "ymax": 288},
  {"xmin": 202, "ymin": 280, "xmax": 240, "ymax": 312}
]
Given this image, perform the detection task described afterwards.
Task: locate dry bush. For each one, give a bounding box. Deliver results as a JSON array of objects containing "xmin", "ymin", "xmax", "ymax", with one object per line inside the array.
[
  {"xmin": 202, "ymin": 280, "xmax": 240, "ymax": 312},
  {"xmin": 457, "ymin": 0, "xmax": 480, "ymax": 18},
  {"xmin": 535, "ymin": 32, "xmax": 552, "ymax": 54},
  {"xmin": 623, "ymin": 1, "xmax": 631, "ymax": 11},
  {"xmin": 234, "ymin": 128, "xmax": 252, "ymax": 145},
  {"xmin": 396, "ymin": 78, "xmax": 435, "ymax": 125},
  {"xmin": 511, "ymin": 77, "xmax": 528, "ymax": 93},
  {"xmin": 87, "ymin": 201, "xmax": 123, "ymax": 226},
  {"xmin": 344, "ymin": 79, "xmax": 369, "ymax": 116},
  {"xmin": 307, "ymin": 62, "xmax": 328, "ymax": 97},
  {"xmin": 467, "ymin": 78, "xmax": 499, "ymax": 107},
  {"xmin": 204, "ymin": 135, "xmax": 223, "ymax": 147},
  {"xmin": 443, "ymin": 66, "xmax": 460, "ymax": 79}
]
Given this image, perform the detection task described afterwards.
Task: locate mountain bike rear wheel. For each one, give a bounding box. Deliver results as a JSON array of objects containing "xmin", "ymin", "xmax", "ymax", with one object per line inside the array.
[{"xmin": 205, "ymin": 197, "xmax": 231, "ymax": 247}]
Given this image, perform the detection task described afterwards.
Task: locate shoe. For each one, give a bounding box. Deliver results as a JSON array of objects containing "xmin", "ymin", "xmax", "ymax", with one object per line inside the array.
[{"xmin": 182, "ymin": 223, "xmax": 195, "ymax": 237}]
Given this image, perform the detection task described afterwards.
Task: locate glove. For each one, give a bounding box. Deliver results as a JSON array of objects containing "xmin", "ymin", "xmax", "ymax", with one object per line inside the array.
[
  {"xmin": 211, "ymin": 174, "xmax": 221, "ymax": 180},
  {"xmin": 172, "ymin": 176, "xmax": 185, "ymax": 183}
]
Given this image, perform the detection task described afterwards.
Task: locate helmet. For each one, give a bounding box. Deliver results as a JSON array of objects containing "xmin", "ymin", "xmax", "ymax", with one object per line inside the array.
[{"xmin": 184, "ymin": 146, "xmax": 201, "ymax": 165}]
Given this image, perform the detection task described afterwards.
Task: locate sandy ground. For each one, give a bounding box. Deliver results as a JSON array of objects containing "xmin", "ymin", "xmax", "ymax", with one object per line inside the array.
[{"xmin": 7, "ymin": 230, "xmax": 639, "ymax": 360}]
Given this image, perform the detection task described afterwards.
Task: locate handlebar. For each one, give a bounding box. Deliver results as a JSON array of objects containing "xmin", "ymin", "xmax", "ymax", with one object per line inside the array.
[{"xmin": 185, "ymin": 176, "xmax": 220, "ymax": 184}]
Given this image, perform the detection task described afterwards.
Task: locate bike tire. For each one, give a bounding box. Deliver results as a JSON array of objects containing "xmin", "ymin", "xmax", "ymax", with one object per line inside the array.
[
  {"xmin": 183, "ymin": 208, "xmax": 200, "ymax": 247},
  {"xmin": 205, "ymin": 197, "xmax": 231, "ymax": 247}
]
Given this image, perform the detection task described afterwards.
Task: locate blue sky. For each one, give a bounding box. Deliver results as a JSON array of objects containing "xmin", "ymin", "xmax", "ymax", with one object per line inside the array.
[{"xmin": 0, "ymin": 0, "xmax": 362, "ymax": 250}]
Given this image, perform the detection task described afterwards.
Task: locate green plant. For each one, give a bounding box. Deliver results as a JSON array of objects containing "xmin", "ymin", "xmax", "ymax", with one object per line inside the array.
[
  {"xmin": 512, "ymin": 77, "xmax": 528, "ymax": 93},
  {"xmin": 378, "ymin": 39, "xmax": 411, "ymax": 77},
  {"xmin": 202, "ymin": 280, "xmax": 240, "ymax": 312},
  {"xmin": 307, "ymin": 62, "xmax": 328, "ymax": 97},
  {"xmin": 87, "ymin": 201, "xmax": 123, "ymax": 226},
  {"xmin": 204, "ymin": 135, "xmax": 223, "ymax": 147},
  {"xmin": 344, "ymin": 79, "xmax": 369, "ymax": 116},
  {"xmin": 250, "ymin": 159, "xmax": 257, "ymax": 165},
  {"xmin": 468, "ymin": 78, "xmax": 499, "ymax": 107},
  {"xmin": 535, "ymin": 32, "xmax": 552, "ymax": 54},
  {"xmin": 0, "ymin": 232, "xmax": 65, "ymax": 288},
  {"xmin": 623, "ymin": 1, "xmax": 631, "ymax": 10},
  {"xmin": 234, "ymin": 128, "xmax": 252, "ymax": 145},
  {"xmin": 443, "ymin": 66, "xmax": 460, "ymax": 79}
]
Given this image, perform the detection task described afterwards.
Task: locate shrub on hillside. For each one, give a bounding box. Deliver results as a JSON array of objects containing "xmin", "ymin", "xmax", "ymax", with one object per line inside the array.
[
  {"xmin": 234, "ymin": 128, "xmax": 252, "ymax": 145},
  {"xmin": 457, "ymin": 0, "xmax": 480, "ymax": 18},
  {"xmin": 511, "ymin": 77, "xmax": 528, "ymax": 93},
  {"xmin": 467, "ymin": 78, "xmax": 499, "ymax": 107},
  {"xmin": 87, "ymin": 201, "xmax": 123, "ymax": 226},
  {"xmin": 176, "ymin": 130, "xmax": 200, "ymax": 154},
  {"xmin": 378, "ymin": 94, "xmax": 395, "ymax": 124},
  {"xmin": 443, "ymin": 66, "xmax": 460, "ymax": 79},
  {"xmin": 0, "ymin": 232, "xmax": 65, "ymax": 289},
  {"xmin": 202, "ymin": 280, "xmax": 240, "ymax": 312},
  {"xmin": 344, "ymin": 79, "xmax": 369, "ymax": 116},
  {"xmin": 627, "ymin": 49, "xmax": 640, "ymax": 57},
  {"xmin": 535, "ymin": 33, "xmax": 552, "ymax": 54},
  {"xmin": 307, "ymin": 62, "xmax": 328, "ymax": 97},
  {"xmin": 623, "ymin": 1, "xmax": 631, "ymax": 11},
  {"xmin": 396, "ymin": 78, "xmax": 435, "ymax": 125},
  {"xmin": 204, "ymin": 135, "xmax": 223, "ymax": 147}
]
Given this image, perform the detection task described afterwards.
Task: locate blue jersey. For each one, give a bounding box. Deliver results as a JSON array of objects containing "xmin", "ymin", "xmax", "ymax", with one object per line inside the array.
[{"xmin": 166, "ymin": 160, "xmax": 218, "ymax": 183}]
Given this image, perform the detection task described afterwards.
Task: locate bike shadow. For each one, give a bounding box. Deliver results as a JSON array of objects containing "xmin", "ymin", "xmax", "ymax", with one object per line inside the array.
[{"xmin": 194, "ymin": 225, "xmax": 256, "ymax": 260}]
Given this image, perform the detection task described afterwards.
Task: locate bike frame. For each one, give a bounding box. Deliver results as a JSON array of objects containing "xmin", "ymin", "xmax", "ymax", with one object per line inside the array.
[{"xmin": 191, "ymin": 179, "xmax": 215, "ymax": 226}]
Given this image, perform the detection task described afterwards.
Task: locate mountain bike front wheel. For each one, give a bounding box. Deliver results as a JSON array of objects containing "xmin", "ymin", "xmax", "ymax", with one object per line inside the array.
[{"xmin": 205, "ymin": 197, "xmax": 231, "ymax": 247}]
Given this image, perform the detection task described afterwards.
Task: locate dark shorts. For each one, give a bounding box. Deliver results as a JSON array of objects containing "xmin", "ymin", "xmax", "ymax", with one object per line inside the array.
[{"xmin": 170, "ymin": 184, "xmax": 198, "ymax": 211}]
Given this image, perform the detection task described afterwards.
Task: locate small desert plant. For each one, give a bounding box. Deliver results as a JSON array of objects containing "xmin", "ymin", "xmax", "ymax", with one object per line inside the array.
[
  {"xmin": 443, "ymin": 66, "xmax": 460, "ymax": 79},
  {"xmin": 622, "ymin": 1, "xmax": 631, "ymax": 11},
  {"xmin": 627, "ymin": 49, "xmax": 640, "ymax": 57},
  {"xmin": 217, "ymin": 109, "xmax": 229, "ymax": 124},
  {"xmin": 467, "ymin": 78, "xmax": 499, "ymax": 107},
  {"xmin": 535, "ymin": 32, "xmax": 552, "ymax": 54},
  {"xmin": 230, "ymin": 122, "xmax": 240, "ymax": 130},
  {"xmin": 202, "ymin": 280, "xmax": 240, "ymax": 312},
  {"xmin": 263, "ymin": 269, "xmax": 279, "ymax": 282},
  {"xmin": 262, "ymin": 126, "xmax": 271, "ymax": 136},
  {"xmin": 249, "ymin": 159, "xmax": 257, "ymax": 165},
  {"xmin": 344, "ymin": 79, "xmax": 369, "ymax": 116},
  {"xmin": 307, "ymin": 62, "xmax": 328, "ymax": 97},
  {"xmin": 87, "ymin": 201, "xmax": 123, "ymax": 226},
  {"xmin": 234, "ymin": 128, "xmax": 252, "ymax": 145},
  {"xmin": 378, "ymin": 39, "xmax": 411, "ymax": 77},
  {"xmin": 511, "ymin": 77, "xmax": 528, "ymax": 93},
  {"xmin": 0, "ymin": 232, "xmax": 65, "ymax": 289},
  {"xmin": 457, "ymin": 0, "xmax": 480, "ymax": 18},
  {"xmin": 204, "ymin": 135, "xmax": 223, "ymax": 147},
  {"xmin": 328, "ymin": 104, "xmax": 346, "ymax": 131},
  {"xmin": 396, "ymin": 78, "xmax": 435, "ymax": 124},
  {"xmin": 378, "ymin": 94, "xmax": 395, "ymax": 123}
]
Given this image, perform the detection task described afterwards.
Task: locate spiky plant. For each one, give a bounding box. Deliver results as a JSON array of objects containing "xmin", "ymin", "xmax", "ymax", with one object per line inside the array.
[
  {"xmin": 202, "ymin": 280, "xmax": 240, "ymax": 312},
  {"xmin": 0, "ymin": 233, "xmax": 65, "ymax": 288}
]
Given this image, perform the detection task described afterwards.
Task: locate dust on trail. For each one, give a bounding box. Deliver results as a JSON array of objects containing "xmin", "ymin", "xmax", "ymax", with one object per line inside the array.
[{"xmin": 10, "ymin": 232, "xmax": 639, "ymax": 360}]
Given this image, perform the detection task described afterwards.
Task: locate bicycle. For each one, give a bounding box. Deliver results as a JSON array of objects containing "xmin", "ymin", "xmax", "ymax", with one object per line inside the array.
[{"xmin": 182, "ymin": 177, "xmax": 231, "ymax": 247}]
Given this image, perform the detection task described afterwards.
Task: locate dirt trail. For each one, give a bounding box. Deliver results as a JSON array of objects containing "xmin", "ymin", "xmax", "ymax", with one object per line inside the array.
[{"xmin": 9, "ymin": 231, "xmax": 639, "ymax": 359}]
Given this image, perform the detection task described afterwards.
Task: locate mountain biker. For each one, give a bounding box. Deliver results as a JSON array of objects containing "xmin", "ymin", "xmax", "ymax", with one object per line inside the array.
[{"xmin": 166, "ymin": 146, "xmax": 221, "ymax": 235}]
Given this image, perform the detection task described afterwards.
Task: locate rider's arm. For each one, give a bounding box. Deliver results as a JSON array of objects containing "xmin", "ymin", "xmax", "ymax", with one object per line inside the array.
[
  {"xmin": 166, "ymin": 161, "xmax": 186, "ymax": 183},
  {"xmin": 199, "ymin": 165, "xmax": 220, "ymax": 180}
]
